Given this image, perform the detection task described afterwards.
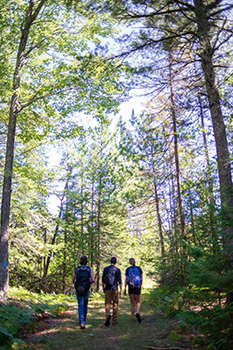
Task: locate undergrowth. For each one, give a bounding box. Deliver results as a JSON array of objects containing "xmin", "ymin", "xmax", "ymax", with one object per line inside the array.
[
  {"xmin": 148, "ymin": 285, "xmax": 233, "ymax": 350},
  {"xmin": 0, "ymin": 287, "xmax": 74, "ymax": 350}
]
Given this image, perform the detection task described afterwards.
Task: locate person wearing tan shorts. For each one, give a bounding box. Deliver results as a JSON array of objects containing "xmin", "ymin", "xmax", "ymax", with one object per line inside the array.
[{"xmin": 102, "ymin": 257, "xmax": 122, "ymax": 326}]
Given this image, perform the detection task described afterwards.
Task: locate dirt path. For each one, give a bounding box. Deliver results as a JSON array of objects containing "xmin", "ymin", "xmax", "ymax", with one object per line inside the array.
[{"xmin": 22, "ymin": 291, "xmax": 199, "ymax": 350}]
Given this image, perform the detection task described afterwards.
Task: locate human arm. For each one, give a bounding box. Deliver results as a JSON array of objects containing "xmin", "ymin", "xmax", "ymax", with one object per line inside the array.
[
  {"xmin": 124, "ymin": 267, "xmax": 128, "ymax": 295},
  {"xmin": 90, "ymin": 267, "xmax": 95, "ymax": 284},
  {"xmin": 124, "ymin": 274, "xmax": 127, "ymax": 295},
  {"xmin": 119, "ymin": 283, "xmax": 123, "ymax": 297},
  {"xmin": 118, "ymin": 269, "xmax": 123, "ymax": 297},
  {"xmin": 102, "ymin": 268, "xmax": 106, "ymax": 292}
]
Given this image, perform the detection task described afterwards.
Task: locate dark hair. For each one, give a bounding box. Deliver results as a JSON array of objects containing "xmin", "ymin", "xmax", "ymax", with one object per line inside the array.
[
  {"xmin": 129, "ymin": 258, "xmax": 135, "ymax": 266},
  {"xmin": 110, "ymin": 257, "xmax": 117, "ymax": 264},
  {"xmin": 80, "ymin": 255, "xmax": 88, "ymax": 265}
]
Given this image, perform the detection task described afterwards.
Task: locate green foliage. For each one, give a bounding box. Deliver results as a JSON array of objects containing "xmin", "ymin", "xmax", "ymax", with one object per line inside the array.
[
  {"xmin": 89, "ymin": 291, "xmax": 105, "ymax": 301},
  {"xmin": 181, "ymin": 242, "xmax": 231, "ymax": 299},
  {"xmin": 0, "ymin": 4, "xmax": 232, "ymax": 350},
  {"xmin": 184, "ymin": 305, "xmax": 233, "ymax": 350},
  {"xmin": 0, "ymin": 327, "xmax": 22, "ymax": 350},
  {"xmin": 148, "ymin": 285, "xmax": 184, "ymax": 317},
  {"xmin": 0, "ymin": 287, "xmax": 73, "ymax": 349},
  {"xmin": 148, "ymin": 282, "xmax": 233, "ymax": 349}
]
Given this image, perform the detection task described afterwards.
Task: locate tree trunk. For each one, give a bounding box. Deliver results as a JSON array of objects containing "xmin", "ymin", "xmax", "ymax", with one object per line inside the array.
[
  {"xmin": 168, "ymin": 50, "xmax": 187, "ymax": 284},
  {"xmin": 80, "ymin": 176, "xmax": 84, "ymax": 254},
  {"xmin": 168, "ymin": 52, "xmax": 186, "ymax": 256},
  {"xmin": 194, "ymin": 60, "xmax": 216, "ymax": 244},
  {"xmin": 95, "ymin": 181, "xmax": 102, "ymax": 292},
  {"xmin": 194, "ymin": 0, "xmax": 233, "ymax": 229},
  {"xmin": 188, "ymin": 188, "xmax": 196, "ymax": 245},
  {"xmin": 90, "ymin": 176, "xmax": 95, "ymax": 268},
  {"xmin": 194, "ymin": 0, "xmax": 233, "ymax": 302},
  {"xmin": 0, "ymin": 0, "xmax": 47, "ymax": 299},
  {"xmin": 152, "ymin": 165, "xmax": 164, "ymax": 256},
  {"xmin": 43, "ymin": 165, "xmax": 73, "ymax": 278},
  {"xmin": 170, "ymin": 163, "xmax": 178, "ymax": 254}
]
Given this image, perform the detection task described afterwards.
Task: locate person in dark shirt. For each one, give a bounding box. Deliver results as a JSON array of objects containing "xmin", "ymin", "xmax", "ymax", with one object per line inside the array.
[
  {"xmin": 124, "ymin": 258, "xmax": 143, "ymax": 323},
  {"xmin": 72, "ymin": 256, "xmax": 95, "ymax": 329},
  {"xmin": 102, "ymin": 257, "xmax": 122, "ymax": 326}
]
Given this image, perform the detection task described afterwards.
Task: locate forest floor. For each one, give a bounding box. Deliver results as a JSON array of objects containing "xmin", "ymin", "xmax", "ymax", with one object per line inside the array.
[{"xmin": 20, "ymin": 288, "xmax": 203, "ymax": 350}]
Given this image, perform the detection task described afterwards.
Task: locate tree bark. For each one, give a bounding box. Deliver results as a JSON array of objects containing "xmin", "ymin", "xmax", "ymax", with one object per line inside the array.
[
  {"xmin": 197, "ymin": 85, "xmax": 217, "ymax": 244},
  {"xmin": 194, "ymin": 0, "xmax": 233, "ymax": 249},
  {"xmin": 152, "ymin": 165, "xmax": 164, "ymax": 256},
  {"xmin": 194, "ymin": 0, "xmax": 233, "ymax": 302},
  {"xmin": 90, "ymin": 176, "xmax": 95, "ymax": 267},
  {"xmin": 80, "ymin": 176, "xmax": 84, "ymax": 254},
  {"xmin": 168, "ymin": 51, "xmax": 186, "ymax": 255},
  {"xmin": 168, "ymin": 50, "xmax": 187, "ymax": 284},
  {"xmin": 95, "ymin": 181, "xmax": 102, "ymax": 292}
]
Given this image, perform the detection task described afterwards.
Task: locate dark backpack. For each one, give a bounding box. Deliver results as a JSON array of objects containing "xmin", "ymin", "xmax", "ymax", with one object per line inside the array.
[
  {"xmin": 127, "ymin": 267, "xmax": 142, "ymax": 288},
  {"xmin": 75, "ymin": 265, "xmax": 91, "ymax": 296},
  {"xmin": 104, "ymin": 266, "xmax": 116, "ymax": 288}
]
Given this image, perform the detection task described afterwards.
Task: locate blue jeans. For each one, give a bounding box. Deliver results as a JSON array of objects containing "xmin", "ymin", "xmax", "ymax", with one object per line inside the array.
[{"xmin": 76, "ymin": 291, "xmax": 90, "ymax": 324}]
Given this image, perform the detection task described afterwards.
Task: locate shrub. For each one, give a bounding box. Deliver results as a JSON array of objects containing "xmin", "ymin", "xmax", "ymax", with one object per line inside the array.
[
  {"xmin": 148, "ymin": 285, "xmax": 184, "ymax": 317},
  {"xmin": 0, "ymin": 287, "xmax": 73, "ymax": 349},
  {"xmin": 184, "ymin": 304, "xmax": 233, "ymax": 350}
]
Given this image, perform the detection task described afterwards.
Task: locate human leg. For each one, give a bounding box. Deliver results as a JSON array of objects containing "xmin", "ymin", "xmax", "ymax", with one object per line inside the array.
[
  {"xmin": 135, "ymin": 293, "xmax": 141, "ymax": 314},
  {"xmin": 104, "ymin": 290, "xmax": 112, "ymax": 326},
  {"xmin": 76, "ymin": 293, "xmax": 85, "ymax": 326},
  {"xmin": 135, "ymin": 293, "xmax": 142, "ymax": 323},
  {"xmin": 129, "ymin": 293, "xmax": 135, "ymax": 321},
  {"xmin": 84, "ymin": 291, "xmax": 90, "ymax": 323},
  {"xmin": 105, "ymin": 290, "xmax": 112, "ymax": 318},
  {"xmin": 112, "ymin": 290, "xmax": 119, "ymax": 324}
]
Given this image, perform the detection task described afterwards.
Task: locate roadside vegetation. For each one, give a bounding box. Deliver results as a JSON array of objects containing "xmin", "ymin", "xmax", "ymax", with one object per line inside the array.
[
  {"xmin": 1, "ymin": 282, "xmax": 232, "ymax": 350},
  {"xmin": 0, "ymin": 285, "xmax": 195, "ymax": 350}
]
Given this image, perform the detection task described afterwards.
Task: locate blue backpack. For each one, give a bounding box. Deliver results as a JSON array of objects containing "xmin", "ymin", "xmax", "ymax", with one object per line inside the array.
[{"xmin": 127, "ymin": 267, "xmax": 142, "ymax": 288}]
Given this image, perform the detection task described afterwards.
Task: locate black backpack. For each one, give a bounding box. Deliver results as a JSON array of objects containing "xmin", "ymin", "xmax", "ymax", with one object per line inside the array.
[
  {"xmin": 104, "ymin": 266, "xmax": 116, "ymax": 288},
  {"xmin": 75, "ymin": 265, "xmax": 91, "ymax": 296}
]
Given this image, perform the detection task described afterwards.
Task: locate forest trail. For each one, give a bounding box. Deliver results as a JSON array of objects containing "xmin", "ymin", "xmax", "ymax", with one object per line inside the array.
[{"xmin": 21, "ymin": 288, "xmax": 200, "ymax": 350}]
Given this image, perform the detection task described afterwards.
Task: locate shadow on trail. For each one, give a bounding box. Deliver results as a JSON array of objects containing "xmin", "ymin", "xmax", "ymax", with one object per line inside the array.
[{"xmin": 22, "ymin": 291, "xmax": 196, "ymax": 350}]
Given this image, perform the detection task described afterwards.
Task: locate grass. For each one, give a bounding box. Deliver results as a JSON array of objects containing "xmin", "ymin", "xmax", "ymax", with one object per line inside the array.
[{"xmin": 17, "ymin": 288, "xmax": 198, "ymax": 350}]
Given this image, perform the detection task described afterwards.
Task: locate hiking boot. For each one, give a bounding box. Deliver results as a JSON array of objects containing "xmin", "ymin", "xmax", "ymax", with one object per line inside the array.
[
  {"xmin": 136, "ymin": 313, "xmax": 142, "ymax": 323},
  {"xmin": 112, "ymin": 322, "xmax": 118, "ymax": 326},
  {"xmin": 105, "ymin": 314, "xmax": 111, "ymax": 326},
  {"xmin": 80, "ymin": 324, "xmax": 85, "ymax": 329}
]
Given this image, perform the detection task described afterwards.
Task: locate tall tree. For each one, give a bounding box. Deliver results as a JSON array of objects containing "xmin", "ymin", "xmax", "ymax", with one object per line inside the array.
[
  {"xmin": 0, "ymin": 0, "xmax": 47, "ymax": 300},
  {"xmin": 0, "ymin": 0, "xmax": 129, "ymax": 298},
  {"xmin": 168, "ymin": 50, "xmax": 186, "ymax": 263},
  {"xmin": 101, "ymin": 0, "xmax": 233, "ymax": 293}
]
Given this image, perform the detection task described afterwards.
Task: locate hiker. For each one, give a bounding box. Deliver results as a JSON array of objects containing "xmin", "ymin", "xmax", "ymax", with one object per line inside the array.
[
  {"xmin": 124, "ymin": 258, "xmax": 143, "ymax": 323},
  {"xmin": 102, "ymin": 257, "xmax": 123, "ymax": 326},
  {"xmin": 72, "ymin": 255, "xmax": 95, "ymax": 329}
]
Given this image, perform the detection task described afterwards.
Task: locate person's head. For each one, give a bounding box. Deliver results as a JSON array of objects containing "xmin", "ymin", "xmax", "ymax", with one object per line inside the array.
[
  {"xmin": 129, "ymin": 258, "xmax": 135, "ymax": 266},
  {"xmin": 110, "ymin": 257, "xmax": 117, "ymax": 265},
  {"xmin": 80, "ymin": 255, "xmax": 88, "ymax": 265}
]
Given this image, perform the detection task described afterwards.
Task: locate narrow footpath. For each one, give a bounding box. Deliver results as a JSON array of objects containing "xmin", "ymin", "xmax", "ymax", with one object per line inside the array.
[{"xmin": 22, "ymin": 290, "xmax": 200, "ymax": 350}]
